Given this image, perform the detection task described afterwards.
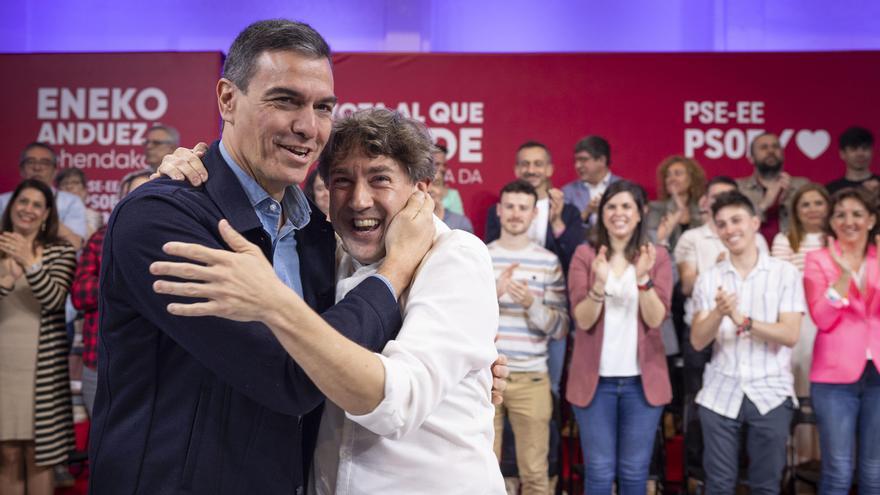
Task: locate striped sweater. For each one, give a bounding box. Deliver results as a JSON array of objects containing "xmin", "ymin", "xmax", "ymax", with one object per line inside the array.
[
  {"xmin": 488, "ymin": 241, "xmax": 569, "ymax": 373},
  {"xmin": 0, "ymin": 243, "xmax": 76, "ymax": 466}
]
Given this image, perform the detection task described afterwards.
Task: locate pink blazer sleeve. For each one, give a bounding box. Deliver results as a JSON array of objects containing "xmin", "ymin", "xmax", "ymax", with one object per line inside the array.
[
  {"xmin": 644, "ymin": 246, "xmax": 673, "ymax": 329},
  {"xmin": 804, "ymin": 249, "xmax": 845, "ymax": 332}
]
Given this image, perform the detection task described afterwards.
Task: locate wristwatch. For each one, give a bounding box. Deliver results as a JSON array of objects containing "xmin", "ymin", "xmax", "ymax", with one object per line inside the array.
[
  {"xmin": 736, "ymin": 316, "xmax": 753, "ymax": 336},
  {"xmin": 637, "ymin": 278, "xmax": 654, "ymax": 291}
]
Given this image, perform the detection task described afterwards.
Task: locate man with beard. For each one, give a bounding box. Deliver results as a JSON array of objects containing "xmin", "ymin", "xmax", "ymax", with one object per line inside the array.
[{"xmin": 735, "ymin": 132, "xmax": 808, "ymax": 242}]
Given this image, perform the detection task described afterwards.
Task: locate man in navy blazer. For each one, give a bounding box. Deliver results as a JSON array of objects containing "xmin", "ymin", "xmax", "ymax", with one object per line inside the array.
[{"xmin": 89, "ymin": 20, "xmax": 430, "ymax": 494}]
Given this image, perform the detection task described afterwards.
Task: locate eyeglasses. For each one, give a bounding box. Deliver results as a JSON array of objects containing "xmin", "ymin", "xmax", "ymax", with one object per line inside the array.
[
  {"xmin": 143, "ymin": 139, "xmax": 175, "ymax": 147},
  {"xmin": 20, "ymin": 158, "xmax": 56, "ymax": 169}
]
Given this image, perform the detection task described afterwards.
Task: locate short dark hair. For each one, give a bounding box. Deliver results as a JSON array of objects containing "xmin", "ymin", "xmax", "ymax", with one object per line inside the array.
[
  {"xmin": 303, "ymin": 167, "xmax": 322, "ymax": 204},
  {"xmin": 573, "ymin": 135, "xmax": 610, "ymax": 165},
  {"xmin": 433, "ymin": 143, "xmax": 448, "ymax": 155},
  {"xmin": 55, "ymin": 167, "xmax": 86, "ymax": 188},
  {"xmin": 499, "ymin": 179, "xmax": 538, "ymax": 205},
  {"xmin": 147, "ymin": 124, "xmax": 181, "ymax": 146},
  {"xmin": 1, "ymin": 179, "xmax": 64, "ymax": 250},
  {"xmin": 838, "ymin": 126, "xmax": 874, "ymax": 150},
  {"xmin": 516, "ymin": 141, "xmax": 552, "ymax": 162},
  {"xmin": 705, "ymin": 175, "xmax": 738, "ymax": 192},
  {"xmin": 591, "ymin": 180, "xmax": 647, "ymax": 262},
  {"xmin": 19, "ymin": 142, "xmax": 57, "ymax": 169},
  {"xmin": 711, "ymin": 190, "xmax": 756, "ymax": 218},
  {"xmin": 748, "ymin": 132, "xmax": 776, "ymax": 157},
  {"xmin": 223, "ymin": 19, "xmax": 331, "ymax": 93},
  {"xmin": 318, "ymin": 108, "xmax": 434, "ymax": 184}
]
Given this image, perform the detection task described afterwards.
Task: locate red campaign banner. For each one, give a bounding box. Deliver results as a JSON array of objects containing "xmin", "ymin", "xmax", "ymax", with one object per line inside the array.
[
  {"xmin": 0, "ymin": 52, "xmax": 223, "ymax": 216},
  {"xmin": 2, "ymin": 51, "xmax": 879, "ymax": 236},
  {"xmin": 331, "ymin": 52, "xmax": 880, "ymax": 237}
]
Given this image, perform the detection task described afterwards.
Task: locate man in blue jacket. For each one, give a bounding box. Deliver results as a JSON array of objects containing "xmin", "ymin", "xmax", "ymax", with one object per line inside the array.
[{"xmin": 88, "ymin": 20, "xmax": 432, "ymax": 494}]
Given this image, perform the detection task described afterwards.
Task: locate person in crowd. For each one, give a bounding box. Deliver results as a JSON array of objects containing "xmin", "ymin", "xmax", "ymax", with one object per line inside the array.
[
  {"xmin": 432, "ymin": 143, "xmax": 465, "ymax": 215},
  {"xmin": 645, "ymin": 155, "xmax": 705, "ymax": 252},
  {"xmin": 490, "ymin": 179, "xmax": 569, "ymax": 495},
  {"xmin": 0, "ymin": 179, "xmax": 77, "ymax": 494},
  {"xmin": 736, "ymin": 132, "xmax": 809, "ymax": 243},
  {"xmin": 303, "ymin": 167, "xmax": 330, "ymax": 219},
  {"xmin": 826, "ymin": 126, "xmax": 879, "ymax": 195},
  {"xmin": 142, "ymin": 124, "xmax": 180, "ymax": 171},
  {"xmin": 561, "ymin": 135, "xmax": 620, "ymax": 227},
  {"xmin": 485, "ymin": 140, "xmax": 583, "ymax": 402},
  {"xmin": 0, "ymin": 143, "xmax": 86, "ymax": 250},
  {"xmin": 55, "ymin": 168, "xmax": 103, "ymax": 237},
  {"xmin": 691, "ymin": 190, "xmax": 803, "ymax": 494},
  {"xmin": 804, "ymin": 187, "xmax": 880, "ymax": 494},
  {"xmin": 71, "ymin": 170, "xmax": 153, "ymax": 417},
  {"xmin": 429, "ymin": 168, "xmax": 473, "ymax": 233},
  {"xmin": 88, "ymin": 20, "xmax": 437, "ymax": 494},
  {"xmin": 770, "ymin": 182, "xmax": 829, "ymax": 463},
  {"xmin": 151, "ymin": 108, "xmax": 506, "ymax": 494},
  {"xmin": 566, "ymin": 180, "xmax": 672, "ymax": 494},
  {"xmin": 674, "ymin": 177, "xmax": 769, "ymax": 393}
]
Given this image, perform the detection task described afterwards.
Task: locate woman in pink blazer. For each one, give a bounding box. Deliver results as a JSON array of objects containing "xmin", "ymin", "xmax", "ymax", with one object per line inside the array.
[
  {"xmin": 566, "ymin": 180, "xmax": 672, "ymax": 495},
  {"xmin": 804, "ymin": 187, "xmax": 880, "ymax": 494}
]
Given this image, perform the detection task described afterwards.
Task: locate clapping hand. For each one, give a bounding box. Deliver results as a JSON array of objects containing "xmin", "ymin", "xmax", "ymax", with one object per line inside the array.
[
  {"xmin": 714, "ymin": 287, "xmax": 743, "ymax": 325},
  {"xmin": 496, "ymin": 263, "xmax": 519, "ymax": 298},
  {"xmin": 0, "ymin": 257, "xmax": 23, "ymax": 289},
  {"xmin": 635, "ymin": 243, "xmax": 657, "ymax": 281},
  {"xmin": 591, "ymin": 245, "xmax": 610, "ymax": 285},
  {"xmin": 0, "ymin": 232, "xmax": 34, "ymax": 268},
  {"xmin": 507, "ymin": 280, "xmax": 535, "ymax": 309}
]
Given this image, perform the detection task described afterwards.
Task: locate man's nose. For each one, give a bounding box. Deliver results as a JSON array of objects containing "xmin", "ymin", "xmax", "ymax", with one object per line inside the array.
[{"xmin": 292, "ymin": 106, "xmax": 317, "ymax": 139}]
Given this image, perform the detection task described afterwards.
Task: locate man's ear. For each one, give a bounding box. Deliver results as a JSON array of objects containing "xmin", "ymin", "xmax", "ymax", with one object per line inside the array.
[
  {"xmin": 217, "ymin": 78, "xmax": 237, "ymax": 124},
  {"xmin": 416, "ymin": 179, "xmax": 430, "ymax": 193},
  {"xmin": 546, "ymin": 162, "xmax": 554, "ymax": 179}
]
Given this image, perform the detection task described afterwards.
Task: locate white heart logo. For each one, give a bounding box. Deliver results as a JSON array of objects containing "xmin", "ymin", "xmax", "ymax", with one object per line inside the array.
[{"xmin": 795, "ymin": 129, "xmax": 830, "ymax": 159}]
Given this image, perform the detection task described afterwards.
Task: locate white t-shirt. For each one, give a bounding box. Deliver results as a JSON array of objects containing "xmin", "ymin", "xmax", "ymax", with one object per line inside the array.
[{"xmin": 599, "ymin": 264, "xmax": 641, "ymax": 376}]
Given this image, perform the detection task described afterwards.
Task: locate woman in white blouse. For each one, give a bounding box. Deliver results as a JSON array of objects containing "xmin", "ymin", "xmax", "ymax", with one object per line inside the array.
[{"xmin": 770, "ymin": 182, "xmax": 829, "ymax": 463}]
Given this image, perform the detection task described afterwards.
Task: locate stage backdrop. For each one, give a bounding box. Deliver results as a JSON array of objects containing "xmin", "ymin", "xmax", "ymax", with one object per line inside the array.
[
  {"xmin": 2, "ymin": 51, "xmax": 879, "ymax": 235},
  {"xmin": 0, "ymin": 52, "xmax": 223, "ymax": 216}
]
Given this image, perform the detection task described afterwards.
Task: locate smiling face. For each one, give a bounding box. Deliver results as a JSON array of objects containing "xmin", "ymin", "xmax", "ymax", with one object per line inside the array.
[
  {"xmin": 329, "ymin": 152, "xmax": 426, "ymax": 265},
  {"xmin": 498, "ymin": 191, "xmax": 538, "ymax": 237},
  {"xmin": 714, "ymin": 205, "xmax": 760, "ymax": 256},
  {"xmin": 601, "ymin": 191, "xmax": 641, "ymax": 242},
  {"xmin": 10, "ymin": 187, "xmax": 50, "ymax": 237},
  {"xmin": 664, "ymin": 162, "xmax": 691, "ymax": 197},
  {"xmin": 830, "ymin": 197, "xmax": 876, "ymax": 247},
  {"xmin": 795, "ymin": 190, "xmax": 829, "ymax": 233},
  {"xmin": 515, "ymin": 146, "xmax": 553, "ymax": 193},
  {"xmin": 219, "ymin": 50, "xmax": 336, "ymax": 198}
]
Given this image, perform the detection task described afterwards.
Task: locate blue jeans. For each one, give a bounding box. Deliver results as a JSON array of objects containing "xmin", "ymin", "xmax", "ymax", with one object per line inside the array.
[
  {"xmin": 572, "ymin": 376, "xmax": 662, "ymax": 495},
  {"xmin": 812, "ymin": 364, "xmax": 880, "ymax": 495},
  {"xmin": 547, "ymin": 336, "xmax": 567, "ymax": 396}
]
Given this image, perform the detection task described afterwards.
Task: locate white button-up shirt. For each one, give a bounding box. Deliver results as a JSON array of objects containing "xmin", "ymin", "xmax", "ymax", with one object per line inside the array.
[
  {"xmin": 693, "ymin": 251, "xmax": 804, "ymax": 418},
  {"xmin": 675, "ymin": 223, "xmax": 769, "ymax": 325},
  {"xmin": 311, "ymin": 217, "xmax": 505, "ymax": 495}
]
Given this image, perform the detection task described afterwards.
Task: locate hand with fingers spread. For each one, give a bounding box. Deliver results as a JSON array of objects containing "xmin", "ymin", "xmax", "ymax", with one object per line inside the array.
[
  {"xmin": 154, "ymin": 143, "xmax": 211, "ymax": 186},
  {"xmin": 151, "ymin": 219, "xmax": 289, "ymax": 321},
  {"xmin": 635, "ymin": 243, "xmax": 657, "ymax": 281},
  {"xmin": 377, "ymin": 190, "xmax": 436, "ymax": 297},
  {"xmin": 495, "ymin": 263, "xmax": 519, "ymax": 298},
  {"xmin": 507, "ymin": 280, "xmax": 534, "ymax": 309}
]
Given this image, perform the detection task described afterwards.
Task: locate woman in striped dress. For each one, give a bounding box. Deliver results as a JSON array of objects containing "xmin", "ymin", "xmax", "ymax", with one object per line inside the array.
[{"xmin": 0, "ymin": 179, "xmax": 76, "ymax": 494}]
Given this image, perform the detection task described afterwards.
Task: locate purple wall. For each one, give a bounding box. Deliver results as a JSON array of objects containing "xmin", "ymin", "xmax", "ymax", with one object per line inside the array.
[{"xmin": 2, "ymin": 0, "xmax": 879, "ymax": 53}]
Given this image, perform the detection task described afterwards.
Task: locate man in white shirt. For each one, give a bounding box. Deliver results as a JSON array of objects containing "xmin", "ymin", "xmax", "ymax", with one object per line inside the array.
[
  {"xmin": 1, "ymin": 142, "xmax": 87, "ymax": 250},
  {"xmin": 152, "ymin": 108, "xmax": 505, "ymax": 494},
  {"xmin": 690, "ymin": 190, "xmax": 804, "ymax": 494},
  {"xmin": 490, "ymin": 179, "xmax": 569, "ymax": 495}
]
